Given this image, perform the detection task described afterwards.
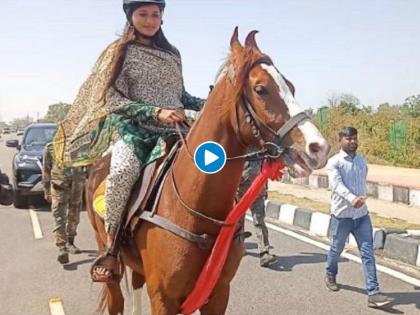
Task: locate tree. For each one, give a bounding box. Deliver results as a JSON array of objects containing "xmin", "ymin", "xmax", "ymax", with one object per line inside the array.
[
  {"xmin": 401, "ymin": 95, "xmax": 420, "ymax": 118},
  {"xmin": 325, "ymin": 93, "xmax": 361, "ymax": 114},
  {"xmin": 43, "ymin": 102, "xmax": 71, "ymax": 123},
  {"xmin": 10, "ymin": 116, "xmax": 34, "ymax": 129},
  {"xmin": 326, "ymin": 93, "xmax": 340, "ymax": 107},
  {"xmin": 334, "ymin": 94, "xmax": 361, "ymax": 115}
]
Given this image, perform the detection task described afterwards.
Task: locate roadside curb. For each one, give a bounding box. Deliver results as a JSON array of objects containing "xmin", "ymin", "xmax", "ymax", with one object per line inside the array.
[
  {"xmin": 265, "ymin": 200, "xmax": 420, "ymax": 268},
  {"xmin": 286, "ymin": 173, "xmax": 420, "ymax": 207}
]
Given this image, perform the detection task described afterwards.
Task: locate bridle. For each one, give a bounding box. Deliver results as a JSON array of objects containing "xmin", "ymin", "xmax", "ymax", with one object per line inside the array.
[
  {"xmin": 233, "ymin": 59, "xmax": 309, "ymax": 160},
  {"xmin": 177, "ymin": 59, "xmax": 309, "ymax": 162}
]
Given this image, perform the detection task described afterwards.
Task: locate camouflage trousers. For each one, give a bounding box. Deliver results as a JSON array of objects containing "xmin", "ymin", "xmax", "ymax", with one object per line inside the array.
[
  {"xmin": 51, "ymin": 172, "xmax": 86, "ymax": 246},
  {"xmin": 237, "ymin": 159, "xmax": 270, "ymax": 254}
]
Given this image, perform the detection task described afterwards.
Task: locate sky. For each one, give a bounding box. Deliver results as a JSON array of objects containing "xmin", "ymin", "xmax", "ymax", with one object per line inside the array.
[{"xmin": 1, "ymin": 0, "xmax": 420, "ymax": 122}]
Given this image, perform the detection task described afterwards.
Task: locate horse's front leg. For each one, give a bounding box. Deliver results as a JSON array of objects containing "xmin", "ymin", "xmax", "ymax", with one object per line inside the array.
[
  {"xmin": 200, "ymin": 284, "xmax": 230, "ymax": 315},
  {"xmin": 147, "ymin": 289, "xmax": 180, "ymax": 315},
  {"xmin": 201, "ymin": 240, "xmax": 244, "ymax": 315}
]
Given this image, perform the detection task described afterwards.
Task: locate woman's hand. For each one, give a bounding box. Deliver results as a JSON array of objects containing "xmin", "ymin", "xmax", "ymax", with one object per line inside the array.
[{"xmin": 157, "ymin": 109, "xmax": 185, "ymax": 125}]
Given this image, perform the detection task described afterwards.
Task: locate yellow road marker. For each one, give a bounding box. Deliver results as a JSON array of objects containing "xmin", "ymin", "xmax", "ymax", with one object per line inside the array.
[{"xmin": 49, "ymin": 297, "xmax": 66, "ymax": 315}]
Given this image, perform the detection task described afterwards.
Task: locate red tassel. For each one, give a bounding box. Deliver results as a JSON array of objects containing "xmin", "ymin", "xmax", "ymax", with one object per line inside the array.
[{"xmin": 181, "ymin": 160, "xmax": 285, "ymax": 314}]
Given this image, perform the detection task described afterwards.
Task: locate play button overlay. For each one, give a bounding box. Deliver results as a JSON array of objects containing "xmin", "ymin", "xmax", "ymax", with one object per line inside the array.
[{"xmin": 194, "ymin": 141, "xmax": 227, "ymax": 174}]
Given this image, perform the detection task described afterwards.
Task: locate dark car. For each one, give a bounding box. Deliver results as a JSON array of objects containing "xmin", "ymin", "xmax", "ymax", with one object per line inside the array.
[{"xmin": 6, "ymin": 123, "xmax": 56, "ymax": 208}]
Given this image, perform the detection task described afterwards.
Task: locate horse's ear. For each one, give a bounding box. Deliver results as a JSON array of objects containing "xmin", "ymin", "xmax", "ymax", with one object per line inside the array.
[
  {"xmin": 230, "ymin": 26, "xmax": 242, "ymax": 52},
  {"xmin": 245, "ymin": 30, "xmax": 260, "ymax": 51}
]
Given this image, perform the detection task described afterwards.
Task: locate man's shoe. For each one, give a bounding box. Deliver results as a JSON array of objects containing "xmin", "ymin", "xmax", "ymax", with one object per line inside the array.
[
  {"xmin": 67, "ymin": 237, "xmax": 81, "ymax": 254},
  {"xmin": 368, "ymin": 293, "xmax": 394, "ymax": 308},
  {"xmin": 57, "ymin": 246, "xmax": 69, "ymax": 264},
  {"xmin": 243, "ymin": 231, "xmax": 252, "ymax": 239},
  {"xmin": 67, "ymin": 243, "xmax": 81, "ymax": 254},
  {"xmin": 260, "ymin": 252, "xmax": 277, "ymax": 267},
  {"xmin": 325, "ymin": 274, "xmax": 339, "ymax": 291}
]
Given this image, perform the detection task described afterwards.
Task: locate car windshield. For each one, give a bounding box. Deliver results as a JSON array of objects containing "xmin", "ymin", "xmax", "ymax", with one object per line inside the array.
[{"xmin": 23, "ymin": 127, "xmax": 56, "ymax": 146}]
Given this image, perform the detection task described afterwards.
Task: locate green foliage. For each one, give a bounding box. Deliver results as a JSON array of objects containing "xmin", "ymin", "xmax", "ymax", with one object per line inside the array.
[
  {"xmin": 315, "ymin": 94, "xmax": 420, "ymax": 168},
  {"xmin": 316, "ymin": 106, "xmax": 330, "ymax": 131},
  {"xmin": 401, "ymin": 95, "xmax": 420, "ymax": 118},
  {"xmin": 43, "ymin": 102, "xmax": 71, "ymax": 123}
]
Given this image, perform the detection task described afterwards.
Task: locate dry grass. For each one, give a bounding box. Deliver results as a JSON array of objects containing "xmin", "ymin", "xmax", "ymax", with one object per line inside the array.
[{"xmin": 268, "ymin": 191, "xmax": 420, "ymax": 231}]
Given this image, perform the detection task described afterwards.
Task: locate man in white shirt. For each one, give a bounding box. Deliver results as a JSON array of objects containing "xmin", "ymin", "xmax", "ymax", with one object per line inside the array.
[{"xmin": 325, "ymin": 127, "xmax": 393, "ymax": 309}]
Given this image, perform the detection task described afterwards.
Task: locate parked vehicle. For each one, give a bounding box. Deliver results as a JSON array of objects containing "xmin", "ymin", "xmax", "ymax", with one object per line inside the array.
[
  {"xmin": 16, "ymin": 128, "xmax": 25, "ymax": 136},
  {"xmin": 2, "ymin": 127, "xmax": 11, "ymax": 134},
  {"xmin": 6, "ymin": 123, "xmax": 56, "ymax": 208}
]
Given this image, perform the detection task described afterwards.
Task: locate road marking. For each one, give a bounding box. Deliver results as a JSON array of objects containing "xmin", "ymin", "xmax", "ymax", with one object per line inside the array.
[
  {"xmin": 132, "ymin": 287, "xmax": 142, "ymax": 315},
  {"xmin": 29, "ymin": 209, "xmax": 43, "ymax": 239},
  {"xmin": 246, "ymin": 215, "xmax": 420, "ymax": 288},
  {"xmin": 49, "ymin": 297, "xmax": 66, "ymax": 315}
]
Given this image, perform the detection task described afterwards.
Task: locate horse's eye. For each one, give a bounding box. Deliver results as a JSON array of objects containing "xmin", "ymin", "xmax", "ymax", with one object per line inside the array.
[{"xmin": 254, "ymin": 85, "xmax": 268, "ymax": 96}]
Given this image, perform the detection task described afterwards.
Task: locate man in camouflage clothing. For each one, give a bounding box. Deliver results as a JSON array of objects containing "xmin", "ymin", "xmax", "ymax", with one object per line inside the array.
[
  {"xmin": 238, "ymin": 159, "xmax": 277, "ymax": 267},
  {"xmin": 43, "ymin": 142, "xmax": 86, "ymax": 264}
]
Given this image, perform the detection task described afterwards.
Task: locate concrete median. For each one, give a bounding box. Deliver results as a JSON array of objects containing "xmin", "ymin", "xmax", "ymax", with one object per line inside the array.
[{"xmin": 264, "ymin": 200, "xmax": 420, "ymax": 268}]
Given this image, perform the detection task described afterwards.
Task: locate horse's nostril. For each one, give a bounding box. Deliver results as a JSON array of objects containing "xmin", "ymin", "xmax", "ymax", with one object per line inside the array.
[{"xmin": 309, "ymin": 142, "xmax": 321, "ymax": 154}]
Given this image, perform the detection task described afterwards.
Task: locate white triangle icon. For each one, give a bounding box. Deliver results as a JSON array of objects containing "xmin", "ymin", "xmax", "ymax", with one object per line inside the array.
[{"xmin": 204, "ymin": 150, "xmax": 219, "ymax": 166}]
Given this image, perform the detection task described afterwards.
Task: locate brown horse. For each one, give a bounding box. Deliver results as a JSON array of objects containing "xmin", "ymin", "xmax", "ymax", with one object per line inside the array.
[{"xmin": 86, "ymin": 28, "xmax": 330, "ymax": 315}]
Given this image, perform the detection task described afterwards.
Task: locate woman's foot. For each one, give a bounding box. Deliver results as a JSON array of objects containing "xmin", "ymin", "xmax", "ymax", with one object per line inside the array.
[{"xmin": 91, "ymin": 254, "xmax": 119, "ymax": 283}]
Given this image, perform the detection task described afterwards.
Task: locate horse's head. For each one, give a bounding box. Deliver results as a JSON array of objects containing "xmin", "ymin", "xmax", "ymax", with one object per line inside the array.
[{"xmin": 215, "ymin": 27, "xmax": 330, "ymax": 176}]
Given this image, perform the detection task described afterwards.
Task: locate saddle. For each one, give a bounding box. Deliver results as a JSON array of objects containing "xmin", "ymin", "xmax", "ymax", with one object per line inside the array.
[{"xmin": 92, "ymin": 134, "xmax": 217, "ymax": 252}]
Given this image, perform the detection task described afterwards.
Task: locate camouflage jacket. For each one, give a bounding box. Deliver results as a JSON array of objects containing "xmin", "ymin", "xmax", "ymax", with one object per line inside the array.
[{"xmin": 42, "ymin": 143, "xmax": 84, "ymax": 195}]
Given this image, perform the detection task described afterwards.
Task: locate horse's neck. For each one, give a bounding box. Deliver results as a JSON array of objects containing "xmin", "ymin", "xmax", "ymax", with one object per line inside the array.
[{"xmin": 174, "ymin": 91, "xmax": 246, "ymax": 221}]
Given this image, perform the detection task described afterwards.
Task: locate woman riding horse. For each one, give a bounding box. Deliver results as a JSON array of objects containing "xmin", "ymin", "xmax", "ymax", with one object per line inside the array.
[
  {"xmin": 53, "ymin": 0, "xmax": 204, "ymax": 282},
  {"xmin": 84, "ymin": 26, "xmax": 330, "ymax": 314}
]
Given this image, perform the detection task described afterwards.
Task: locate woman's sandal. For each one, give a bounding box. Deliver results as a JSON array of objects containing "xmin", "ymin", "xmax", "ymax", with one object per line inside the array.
[{"xmin": 90, "ymin": 252, "xmax": 122, "ymax": 283}]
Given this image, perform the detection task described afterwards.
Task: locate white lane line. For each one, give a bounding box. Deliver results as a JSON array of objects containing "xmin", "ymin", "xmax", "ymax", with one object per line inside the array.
[
  {"xmin": 29, "ymin": 209, "xmax": 43, "ymax": 239},
  {"xmin": 49, "ymin": 297, "xmax": 66, "ymax": 315},
  {"xmin": 245, "ymin": 215, "xmax": 420, "ymax": 287}
]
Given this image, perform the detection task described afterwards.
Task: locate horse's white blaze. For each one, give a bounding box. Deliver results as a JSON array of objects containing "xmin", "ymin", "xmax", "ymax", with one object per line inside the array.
[{"xmin": 261, "ymin": 64, "xmax": 328, "ymax": 162}]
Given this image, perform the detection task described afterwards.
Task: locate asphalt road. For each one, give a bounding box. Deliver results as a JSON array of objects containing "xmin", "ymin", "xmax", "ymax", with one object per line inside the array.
[{"xmin": 1, "ymin": 134, "xmax": 419, "ymax": 315}]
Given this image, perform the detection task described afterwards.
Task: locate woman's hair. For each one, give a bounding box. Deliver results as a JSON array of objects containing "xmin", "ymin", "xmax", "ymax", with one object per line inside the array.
[{"xmin": 100, "ymin": 22, "xmax": 180, "ymax": 101}]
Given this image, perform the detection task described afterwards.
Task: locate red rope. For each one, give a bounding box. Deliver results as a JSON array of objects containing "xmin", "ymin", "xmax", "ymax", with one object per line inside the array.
[{"xmin": 181, "ymin": 160, "xmax": 285, "ymax": 314}]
